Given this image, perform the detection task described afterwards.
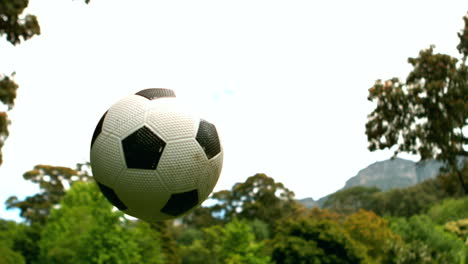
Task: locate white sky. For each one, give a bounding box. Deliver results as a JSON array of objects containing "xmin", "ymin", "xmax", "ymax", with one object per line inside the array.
[{"xmin": 0, "ymin": 0, "xmax": 466, "ymax": 221}]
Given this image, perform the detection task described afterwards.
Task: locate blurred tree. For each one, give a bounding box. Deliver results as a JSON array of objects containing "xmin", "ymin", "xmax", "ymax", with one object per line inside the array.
[
  {"xmin": 0, "ymin": 243, "xmax": 25, "ymax": 264},
  {"xmin": 210, "ymin": 173, "xmax": 303, "ymax": 229},
  {"xmin": 322, "ymin": 177, "xmax": 450, "ymax": 218},
  {"xmin": 437, "ymin": 161, "xmax": 468, "ymax": 197},
  {"xmin": 174, "ymin": 227, "xmax": 204, "ymax": 246},
  {"xmin": 9, "ymin": 222, "xmax": 40, "ymax": 264},
  {"xmin": 0, "ymin": 0, "xmax": 39, "ymax": 167},
  {"xmin": 458, "ymin": 15, "xmax": 468, "ymax": 59},
  {"xmin": 220, "ymin": 219, "xmax": 271, "ymax": 264},
  {"xmin": 247, "ymin": 219, "xmax": 270, "ymax": 242},
  {"xmin": 180, "ymin": 224, "xmax": 223, "ymax": 264},
  {"xmin": 0, "ymin": 0, "xmax": 90, "ymax": 168},
  {"xmin": 343, "ymin": 209, "xmax": 399, "ymax": 263},
  {"xmin": 39, "ymin": 181, "xmax": 164, "ymax": 264},
  {"xmin": 305, "ymin": 207, "xmax": 344, "ymax": 222},
  {"xmin": 365, "ymin": 13, "xmax": 468, "ymax": 194},
  {"xmin": 389, "ymin": 215, "xmax": 467, "ymax": 263},
  {"xmin": 271, "ymin": 216, "xmax": 367, "ymax": 264},
  {"xmin": 0, "ymin": 219, "xmax": 26, "ymax": 264},
  {"xmin": 369, "ymin": 177, "xmax": 449, "ymax": 217},
  {"xmin": 0, "ymin": 0, "xmax": 40, "ymax": 45},
  {"xmin": 149, "ymin": 221, "xmax": 181, "ymax": 264},
  {"xmin": 0, "ymin": 71, "xmax": 19, "ymax": 166},
  {"xmin": 180, "ymin": 219, "xmax": 271, "ymax": 264},
  {"xmin": 5, "ymin": 163, "xmax": 92, "ymax": 225},
  {"xmin": 322, "ymin": 186, "xmax": 381, "ymax": 214},
  {"xmin": 444, "ymin": 219, "xmax": 468, "ymax": 244},
  {"xmin": 427, "ymin": 196, "xmax": 468, "ymax": 224},
  {"xmin": 118, "ymin": 220, "xmax": 165, "ymax": 264},
  {"xmin": 181, "ymin": 205, "xmax": 221, "ymax": 229}
]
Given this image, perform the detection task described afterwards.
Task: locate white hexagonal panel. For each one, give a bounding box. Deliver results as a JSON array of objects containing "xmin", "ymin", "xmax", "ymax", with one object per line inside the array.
[
  {"xmin": 102, "ymin": 94, "xmax": 149, "ymax": 137},
  {"xmin": 90, "ymin": 133, "xmax": 126, "ymax": 188}
]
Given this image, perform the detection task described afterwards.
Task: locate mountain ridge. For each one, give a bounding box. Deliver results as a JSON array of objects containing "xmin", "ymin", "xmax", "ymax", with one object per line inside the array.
[{"xmin": 298, "ymin": 158, "xmax": 444, "ymax": 208}]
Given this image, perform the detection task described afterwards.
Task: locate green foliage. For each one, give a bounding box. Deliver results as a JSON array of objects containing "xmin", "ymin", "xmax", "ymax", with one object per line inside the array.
[
  {"xmin": 181, "ymin": 205, "xmax": 223, "ymax": 229},
  {"xmin": 0, "ymin": 0, "xmax": 90, "ymax": 168},
  {"xmin": 221, "ymin": 219, "xmax": 271, "ymax": 264},
  {"xmin": 0, "ymin": 220, "xmax": 25, "ymax": 264},
  {"xmin": 324, "ymin": 173, "xmax": 455, "ymax": 218},
  {"xmin": 9, "ymin": 223, "xmax": 40, "ymax": 264},
  {"xmin": 128, "ymin": 221, "xmax": 165, "ymax": 264},
  {"xmin": 180, "ymin": 219, "xmax": 271, "ymax": 264},
  {"xmin": 444, "ymin": 219, "xmax": 468, "ymax": 244},
  {"xmin": 271, "ymin": 216, "xmax": 367, "ymax": 264},
  {"xmin": 457, "ymin": 13, "xmax": 468, "ymax": 60},
  {"xmin": 175, "ymin": 227, "xmax": 204, "ymax": 246},
  {"xmin": 149, "ymin": 221, "xmax": 180, "ymax": 264},
  {"xmin": 0, "ymin": 243, "xmax": 25, "ymax": 264},
  {"xmin": 365, "ymin": 14, "xmax": 468, "ymax": 193},
  {"xmin": 0, "ymin": 73, "xmax": 19, "ymax": 166},
  {"xmin": 437, "ymin": 162, "xmax": 468, "ymax": 197},
  {"xmin": 38, "ymin": 182, "xmax": 164, "ymax": 264},
  {"xmin": 343, "ymin": 210, "xmax": 399, "ymax": 263},
  {"xmin": 180, "ymin": 224, "xmax": 223, "ymax": 264},
  {"xmin": 323, "ymin": 186, "xmax": 381, "ymax": 214},
  {"xmin": 6, "ymin": 164, "xmax": 92, "ymax": 224},
  {"xmin": 428, "ymin": 196, "xmax": 468, "ymax": 224},
  {"xmin": 248, "ymin": 219, "xmax": 270, "ymax": 242},
  {"xmin": 389, "ymin": 215, "xmax": 467, "ymax": 263},
  {"xmin": 371, "ymin": 176, "xmax": 449, "ymax": 217},
  {"xmin": 191, "ymin": 173, "xmax": 302, "ymax": 230},
  {"xmin": 0, "ymin": 219, "xmax": 40, "ymax": 264},
  {"xmin": 0, "ymin": 0, "xmax": 40, "ymax": 45}
]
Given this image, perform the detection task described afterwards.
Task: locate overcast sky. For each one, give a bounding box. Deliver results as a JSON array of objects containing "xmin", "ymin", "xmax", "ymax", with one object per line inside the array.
[{"xmin": 0, "ymin": 0, "xmax": 466, "ymax": 221}]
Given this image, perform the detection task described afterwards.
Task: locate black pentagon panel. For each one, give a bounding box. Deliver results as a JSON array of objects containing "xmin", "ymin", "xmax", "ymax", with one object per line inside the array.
[
  {"xmin": 96, "ymin": 181, "xmax": 127, "ymax": 210},
  {"xmin": 91, "ymin": 111, "xmax": 108, "ymax": 149},
  {"xmin": 135, "ymin": 88, "xmax": 176, "ymax": 100},
  {"xmin": 161, "ymin": 189, "xmax": 199, "ymax": 216},
  {"xmin": 196, "ymin": 119, "xmax": 221, "ymax": 160},
  {"xmin": 122, "ymin": 126, "xmax": 166, "ymax": 170}
]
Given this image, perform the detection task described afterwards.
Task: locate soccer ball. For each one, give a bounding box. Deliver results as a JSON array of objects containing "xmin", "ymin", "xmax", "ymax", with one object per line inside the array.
[{"xmin": 90, "ymin": 88, "xmax": 223, "ymax": 221}]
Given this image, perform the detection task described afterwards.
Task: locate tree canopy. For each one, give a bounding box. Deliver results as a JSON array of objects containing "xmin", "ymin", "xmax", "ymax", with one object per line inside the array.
[
  {"xmin": 6, "ymin": 164, "xmax": 92, "ymax": 224},
  {"xmin": 366, "ymin": 13, "xmax": 468, "ymax": 193}
]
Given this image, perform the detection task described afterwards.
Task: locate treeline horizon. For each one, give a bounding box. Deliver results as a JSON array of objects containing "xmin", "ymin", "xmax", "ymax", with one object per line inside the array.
[{"xmin": 1, "ymin": 165, "xmax": 467, "ymax": 263}]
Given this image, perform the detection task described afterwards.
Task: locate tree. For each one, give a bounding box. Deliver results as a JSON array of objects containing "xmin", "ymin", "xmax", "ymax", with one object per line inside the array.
[
  {"xmin": 343, "ymin": 210, "xmax": 399, "ymax": 263},
  {"xmin": 6, "ymin": 163, "xmax": 92, "ymax": 224},
  {"xmin": 0, "ymin": 0, "xmax": 90, "ymax": 167},
  {"xmin": 149, "ymin": 221, "xmax": 181, "ymax": 264},
  {"xmin": 0, "ymin": 0, "xmax": 39, "ymax": 167},
  {"xmin": 427, "ymin": 196, "xmax": 468, "ymax": 225},
  {"xmin": 365, "ymin": 13, "xmax": 468, "ymax": 194},
  {"xmin": 0, "ymin": 219, "xmax": 25, "ymax": 264},
  {"xmin": 368, "ymin": 177, "xmax": 449, "ymax": 217},
  {"xmin": 0, "ymin": 0, "xmax": 40, "ymax": 45},
  {"xmin": 0, "ymin": 219, "xmax": 40, "ymax": 264},
  {"xmin": 209, "ymin": 173, "xmax": 303, "ymax": 229},
  {"xmin": 180, "ymin": 224, "xmax": 223, "ymax": 264},
  {"xmin": 389, "ymin": 215, "xmax": 467, "ymax": 263},
  {"xmin": 38, "ymin": 181, "xmax": 164, "ymax": 264},
  {"xmin": 180, "ymin": 219, "xmax": 271, "ymax": 264},
  {"xmin": 271, "ymin": 216, "xmax": 367, "ymax": 264},
  {"xmin": 0, "ymin": 71, "xmax": 19, "ymax": 167},
  {"xmin": 220, "ymin": 219, "xmax": 271, "ymax": 264},
  {"xmin": 181, "ymin": 205, "xmax": 222, "ymax": 229},
  {"xmin": 444, "ymin": 219, "xmax": 468, "ymax": 244},
  {"xmin": 322, "ymin": 186, "xmax": 381, "ymax": 215}
]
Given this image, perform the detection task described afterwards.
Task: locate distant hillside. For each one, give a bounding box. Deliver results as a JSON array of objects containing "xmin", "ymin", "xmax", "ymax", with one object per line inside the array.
[
  {"xmin": 343, "ymin": 158, "xmax": 444, "ymax": 191},
  {"xmin": 296, "ymin": 197, "xmax": 319, "ymax": 208},
  {"xmin": 298, "ymin": 158, "xmax": 444, "ymax": 208}
]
